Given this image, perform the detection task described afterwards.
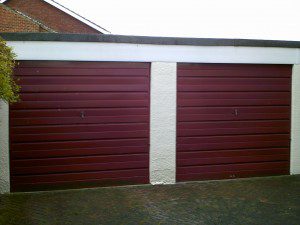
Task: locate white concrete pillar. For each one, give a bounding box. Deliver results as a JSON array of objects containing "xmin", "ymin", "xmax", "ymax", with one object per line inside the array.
[
  {"xmin": 0, "ymin": 100, "xmax": 10, "ymax": 193},
  {"xmin": 291, "ymin": 65, "xmax": 300, "ymax": 174},
  {"xmin": 150, "ymin": 62, "xmax": 177, "ymax": 184}
]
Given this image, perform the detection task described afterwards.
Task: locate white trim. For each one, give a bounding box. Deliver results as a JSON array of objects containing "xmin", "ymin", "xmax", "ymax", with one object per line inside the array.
[
  {"xmin": 43, "ymin": 0, "xmax": 110, "ymax": 34},
  {"xmin": 7, "ymin": 41, "xmax": 300, "ymax": 64},
  {"xmin": 0, "ymin": 100, "xmax": 10, "ymax": 194},
  {"xmin": 291, "ymin": 65, "xmax": 300, "ymax": 175},
  {"xmin": 150, "ymin": 62, "xmax": 177, "ymax": 184}
]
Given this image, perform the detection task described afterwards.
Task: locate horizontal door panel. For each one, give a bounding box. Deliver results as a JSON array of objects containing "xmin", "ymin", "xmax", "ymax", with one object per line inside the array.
[
  {"xmin": 19, "ymin": 76, "xmax": 148, "ymax": 85},
  {"xmin": 178, "ymin": 106, "xmax": 290, "ymax": 114},
  {"xmin": 12, "ymin": 138, "xmax": 149, "ymax": 151},
  {"xmin": 12, "ymin": 168, "xmax": 149, "ymax": 184},
  {"xmin": 11, "ymin": 108, "xmax": 148, "ymax": 118},
  {"xmin": 178, "ymin": 126, "xmax": 289, "ymax": 137},
  {"xmin": 178, "ymin": 113, "xmax": 289, "ymax": 122},
  {"xmin": 20, "ymin": 84, "xmax": 149, "ymax": 93},
  {"xmin": 177, "ymin": 154, "xmax": 289, "ymax": 167},
  {"xmin": 177, "ymin": 161, "xmax": 289, "ymax": 174},
  {"xmin": 176, "ymin": 169, "xmax": 289, "ymax": 182},
  {"xmin": 12, "ymin": 123, "xmax": 148, "ymax": 135},
  {"xmin": 12, "ymin": 100, "xmax": 148, "ymax": 109},
  {"xmin": 16, "ymin": 61, "xmax": 150, "ymax": 69},
  {"xmin": 178, "ymin": 99, "xmax": 289, "ymax": 107},
  {"xmin": 178, "ymin": 140, "xmax": 289, "ymax": 152},
  {"xmin": 11, "ymin": 146, "xmax": 149, "ymax": 159},
  {"xmin": 178, "ymin": 64, "xmax": 291, "ymax": 75},
  {"xmin": 178, "ymin": 77, "xmax": 290, "ymax": 85},
  {"xmin": 12, "ymin": 130, "xmax": 149, "ymax": 143},
  {"xmin": 19, "ymin": 92, "xmax": 149, "ymax": 101},
  {"xmin": 178, "ymin": 92, "xmax": 290, "ymax": 99},
  {"xmin": 178, "ymin": 120, "xmax": 289, "ymax": 130},
  {"xmin": 177, "ymin": 148, "xmax": 289, "ymax": 159},
  {"xmin": 15, "ymin": 68, "xmax": 149, "ymax": 76},
  {"xmin": 11, "ymin": 115, "xmax": 149, "ymax": 126},
  {"xmin": 12, "ymin": 154, "xmax": 148, "ymax": 167},
  {"xmin": 178, "ymin": 84, "xmax": 290, "ymax": 92},
  {"xmin": 12, "ymin": 176, "xmax": 149, "ymax": 192},
  {"xmin": 12, "ymin": 161, "xmax": 149, "ymax": 175},
  {"xmin": 178, "ymin": 134, "xmax": 290, "ymax": 145}
]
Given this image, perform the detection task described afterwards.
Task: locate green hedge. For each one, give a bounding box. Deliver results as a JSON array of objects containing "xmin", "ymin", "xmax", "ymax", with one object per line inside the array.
[{"xmin": 0, "ymin": 37, "xmax": 19, "ymax": 103}]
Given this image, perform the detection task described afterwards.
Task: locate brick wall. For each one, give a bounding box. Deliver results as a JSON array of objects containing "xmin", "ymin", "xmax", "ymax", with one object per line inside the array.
[
  {"xmin": 5, "ymin": 0, "xmax": 101, "ymax": 34},
  {"xmin": 0, "ymin": 4, "xmax": 47, "ymax": 32}
]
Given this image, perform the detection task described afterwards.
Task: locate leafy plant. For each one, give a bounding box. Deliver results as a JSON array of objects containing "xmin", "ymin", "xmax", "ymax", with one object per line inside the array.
[{"xmin": 0, "ymin": 37, "xmax": 19, "ymax": 103}]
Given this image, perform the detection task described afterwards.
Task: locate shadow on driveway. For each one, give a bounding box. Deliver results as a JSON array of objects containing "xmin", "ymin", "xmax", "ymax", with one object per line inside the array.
[{"xmin": 1, "ymin": 175, "xmax": 300, "ymax": 225}]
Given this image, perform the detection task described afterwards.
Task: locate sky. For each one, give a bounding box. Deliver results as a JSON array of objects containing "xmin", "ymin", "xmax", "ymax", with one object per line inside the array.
[{"xmin": 57, "ymin": 0, "xmax": 300, "ymax": 41}]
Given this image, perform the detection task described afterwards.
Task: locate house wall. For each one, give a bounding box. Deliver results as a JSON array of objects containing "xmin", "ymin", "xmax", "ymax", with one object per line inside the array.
[
  {"xmin": 0, "ymin": 101, "xmax": 9, "ymax": 194},
  {"xmin": 150, "ymin": 62, "xmax": 177, "ymax": 184},
  {"xmin": 4, "ymin": 0, "xmax": 100, "ymax": 34},
  {"xmin": 291, "ymin": 65, "xmax": 300, "ymax": 174},
  {"xmin": 0, "ymin": 4, "xmax": 46, "ymax": 32}
]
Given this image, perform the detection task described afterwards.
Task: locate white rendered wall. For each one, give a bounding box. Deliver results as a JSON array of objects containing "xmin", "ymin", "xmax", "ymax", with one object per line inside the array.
[
  {"xmin": 0, "ymin": 100, "xmax": 10, "ymax": 194},
  {"xmin": 150, "ymin": 62, "xmax": 177, "ymax": 184},
  {"xmin": 291, "ymin": 65, "xmax": 300, "ymax": 174}
]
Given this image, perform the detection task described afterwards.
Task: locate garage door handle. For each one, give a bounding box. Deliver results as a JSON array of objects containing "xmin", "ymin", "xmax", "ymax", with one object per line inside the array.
[
  {"xmin": 80, "ymin": 111, "xmax": 85, "ymax": 119},
  {"xmin": 234, "ymin": 109, "xmax": 238, "ymax": 116}
]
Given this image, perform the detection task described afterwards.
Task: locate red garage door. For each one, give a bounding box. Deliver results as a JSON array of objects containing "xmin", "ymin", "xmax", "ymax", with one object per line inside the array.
[
  {"xmin": 177, "ymin": 63, "xmax": 291, "ymax": 182},
  {"xmin": 10, "ymin": 61, "xmax": 150, "ymax": 192}
]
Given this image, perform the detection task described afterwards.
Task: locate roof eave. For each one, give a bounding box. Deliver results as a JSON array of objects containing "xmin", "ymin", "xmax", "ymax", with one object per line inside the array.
[{"xmin": 1, "ymin": 33, "xmax": 300, "ymax": 49}]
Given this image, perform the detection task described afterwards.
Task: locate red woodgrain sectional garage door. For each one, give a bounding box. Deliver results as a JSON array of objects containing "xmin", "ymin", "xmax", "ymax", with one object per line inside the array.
[
  {"xmin": 10, "ymin": 61, "xmax": 150, "ymax": 191},
  {"xmin": 177, "ymin": 63, "xmax": 292, "ymax": 182}
]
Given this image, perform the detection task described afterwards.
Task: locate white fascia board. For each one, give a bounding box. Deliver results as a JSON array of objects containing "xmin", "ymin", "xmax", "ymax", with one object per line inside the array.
[
  {"xmin": 7, "ymin": 41, "xmax": 300, "ymax": 64},
  {"xmin": 43, "ymin": 0, "xmax": 110, "ymax": 34}
]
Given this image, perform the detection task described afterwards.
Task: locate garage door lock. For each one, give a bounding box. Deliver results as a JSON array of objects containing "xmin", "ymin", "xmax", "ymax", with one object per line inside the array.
[
  {"xmin": 80, "ymin": 111, "xmax": 85, "ymax": 119},
  {"xmin": 234, "ymin": 108, "xmax": 238, "ymax": 116}
]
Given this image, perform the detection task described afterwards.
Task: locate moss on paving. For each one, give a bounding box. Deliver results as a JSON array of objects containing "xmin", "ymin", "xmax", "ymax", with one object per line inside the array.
[{"xmin": 0, "ymin": 175, "xmax": 300, "ymax": 225}]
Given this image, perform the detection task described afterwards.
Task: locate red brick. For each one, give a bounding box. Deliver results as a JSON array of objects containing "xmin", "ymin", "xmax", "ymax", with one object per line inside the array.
[
  {"xmin": 0, "ymin": 4, "xmax": 46, "ymax": 32},
  {"xmin": 4, "ymin": 0, "xmax": 101, "ymax": 34}
]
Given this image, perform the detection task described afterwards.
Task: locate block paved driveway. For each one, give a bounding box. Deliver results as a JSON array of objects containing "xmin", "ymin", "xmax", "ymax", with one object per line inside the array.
[{"xmin": 0, "ymin": 175, "xmax": 299, "ymax": 225}]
